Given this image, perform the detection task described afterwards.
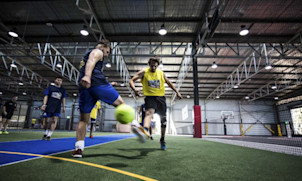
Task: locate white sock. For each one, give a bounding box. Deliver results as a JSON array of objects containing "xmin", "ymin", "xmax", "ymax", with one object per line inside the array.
[
  {"xmin": 44, "ymin": 130, "xmax": 49, "ymax": 135},
  {"xmin": 75, "ymin": 140, "xmax": 85, "ymax": 151},
  {"xmin": 47, "ymin": 131, "xmax": 53, "ymax": 137}
]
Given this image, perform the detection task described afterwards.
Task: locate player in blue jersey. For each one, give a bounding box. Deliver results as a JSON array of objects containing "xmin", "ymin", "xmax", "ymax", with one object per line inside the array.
[
  {"xmin": 72, "ymin": 39, "xmax": 149, "ymax": 158},
  {"xmin": 41, "ymin": 76, "xmax": 66, "ymax": 141}
]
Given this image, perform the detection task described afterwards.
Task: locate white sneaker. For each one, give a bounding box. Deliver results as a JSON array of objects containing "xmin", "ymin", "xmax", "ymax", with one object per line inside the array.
[{"xmin": 131, "ymin": 125, "xmax": 150, "ymax": 143}]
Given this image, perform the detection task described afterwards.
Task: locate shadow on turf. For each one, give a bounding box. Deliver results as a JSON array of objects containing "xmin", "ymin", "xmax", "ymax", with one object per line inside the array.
[{"xmin": 83, "ymin": 148, "xmax": 160, "ymax": 159}]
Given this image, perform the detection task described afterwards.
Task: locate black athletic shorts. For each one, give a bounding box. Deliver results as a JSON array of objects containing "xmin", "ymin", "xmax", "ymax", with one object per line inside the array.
[
  {"xmin": 2, "ymin": 113, "xmax": 13, "ymax": 119},
  {"xmin": 144, "ymin": 96, "xmax": 166, "ymax": 116}
]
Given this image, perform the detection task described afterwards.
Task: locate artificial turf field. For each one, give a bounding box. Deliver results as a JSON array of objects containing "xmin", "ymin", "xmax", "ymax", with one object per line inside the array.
[{"xmin": 0, "ymin": 131, "xmax": 301, "ymax": 181}]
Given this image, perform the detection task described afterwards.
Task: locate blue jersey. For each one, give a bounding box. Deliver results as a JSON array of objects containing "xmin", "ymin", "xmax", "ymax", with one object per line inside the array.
[
  {"xmin": 44, "ymin": 85, "xmax": 66, "ymax": 113},
  {"xmin": 78, "ymin": 49, "xmax": 109, "ymax": 88}
]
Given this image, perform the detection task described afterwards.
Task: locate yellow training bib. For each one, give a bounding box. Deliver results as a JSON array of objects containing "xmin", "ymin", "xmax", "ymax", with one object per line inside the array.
[{"xmin": 141, "ymin": 68, "xmax": 165, "ymax": 96}]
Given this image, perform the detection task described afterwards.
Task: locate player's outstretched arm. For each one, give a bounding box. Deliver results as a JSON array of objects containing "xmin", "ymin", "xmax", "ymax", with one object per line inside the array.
[
  {"xmin": 129, "ymin": 69, "xmax": 145, "ymax": 96},
  {"xmin": 164, "ymin": 74, "xmax": 183, "ymax": 99}
]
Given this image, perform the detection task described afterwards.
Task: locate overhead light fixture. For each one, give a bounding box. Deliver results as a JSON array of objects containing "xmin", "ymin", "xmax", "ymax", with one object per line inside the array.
[
  {"xmin": 211, "ymin": 61, "xmax": 218, "ymax": 69},
  {"xmin": 10, "ymin": 61, "xmax": 17, "ymax": 68},
  {"xmin": 265, "ymin": 63, "xmax": 272, "ymax": 70},
  {"xmin": 80, "ymin": 25, "xmax": 89, "ymax": 36},
  {"xmin": 159, "ymin": 24, "xmax": 167, "ymax": 35},
  {"xmin": 274, "ymin": 97, "xmax": 279, "ymax": 100},
  {"xmin": 271, "ymin": 85, "xmax": 277, "ymax": 90},
  {"xmin": 216, "ymin": 95, "xmax": 220, "ymax": 99},
  {"xmin": 22, "ymin": 92, "xmax": 27, "ymax": 96},
  {"xmin": 239, "ymin": 25, "xmax": 249, "ymax": 36},
  {"xmin": 128, "ymin": 94, "xmax": 133, "ymax": 97},
  {"xmin": 120, "ymin": 83, "xmax": 125, "ymax": 87},
  {"xmin": 245, "ymin": 96, "xmax": 250, "ymax": 100},
  {"xmin": 233, "ymin": 85, "xmax": 239, "ymax": 89},
  {"xmin": 8, "ymin": 28, "xmax": 18, "ymax": 38},
  {"xmin": 187, "ymin": 95, "xmax": 190, "ymax": 99},
  {"xmin": 50, "ymin": 83, "xmax": 55, "ymax": 86},
  {"xmin": 105, "ymin": 62, "xmax": 111, "ymax": 68},
  {"xmin": 56, "ymin": 61, "xmax": 62, "ymax": 68},
  {"xmin": 18, "ymin": 81, "xmax": 23, "ymax": 86},
  {"xmin": 73, "ymin": 93, "xmax": 77, "ymax": 97},
  {"xmin": 0, "ymin": 91, "xmax": 2, "ymax": 95}
]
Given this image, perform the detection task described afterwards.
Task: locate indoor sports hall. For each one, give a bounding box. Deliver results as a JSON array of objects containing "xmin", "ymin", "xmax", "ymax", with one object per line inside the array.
[{"xmin": 0, "ymin": 0, "xmax": 301, "ymax": 181}]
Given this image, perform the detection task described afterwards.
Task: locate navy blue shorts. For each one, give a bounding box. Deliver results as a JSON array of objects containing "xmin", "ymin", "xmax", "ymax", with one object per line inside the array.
[
  {"xmin": 79, "ymin": 83, "xmax": 119, "ymax": 113},
  {"xmin": 43, "ymin": 112, "xmax": 60, "ymax": 118}
]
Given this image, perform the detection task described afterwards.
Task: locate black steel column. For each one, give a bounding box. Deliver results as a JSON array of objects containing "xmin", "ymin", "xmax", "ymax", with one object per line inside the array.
[{"xmin": 192, "ymin": 43, "xmax": 199, "ymax": 105}]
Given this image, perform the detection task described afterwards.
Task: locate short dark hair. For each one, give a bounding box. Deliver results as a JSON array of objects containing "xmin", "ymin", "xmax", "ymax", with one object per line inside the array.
[
  {"xmin": 96, "ymin": 39, "xmax": 111, "ymax": 54},
  {"xmin": 148, "ymin": 57, "xmax": 160, "ymax": 65},
  {"xmin": 97, "ymin": 39, "xmax": 111, "ymax": 48},
  {"xmin": 55, "ymin": 76, "xmax": 63, "ymax": 80}
]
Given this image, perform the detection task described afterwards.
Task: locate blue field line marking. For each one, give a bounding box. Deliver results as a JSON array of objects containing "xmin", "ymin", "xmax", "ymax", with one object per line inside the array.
[{"xmin": 0, "ymin": 134, "xmax": 136, "ymax": 166}]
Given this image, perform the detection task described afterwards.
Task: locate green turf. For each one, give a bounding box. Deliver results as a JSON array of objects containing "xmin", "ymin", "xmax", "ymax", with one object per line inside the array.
[{"xmin": 1, "ymin": 132, "xmax": 302, "ymax": 181}]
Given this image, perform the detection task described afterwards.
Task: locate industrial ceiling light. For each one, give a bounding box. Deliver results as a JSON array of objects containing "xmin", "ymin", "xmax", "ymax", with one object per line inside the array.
[
  {"xmin": 271, "ymin": 85, "xmax": 277, "ymax": 89},
  {"xmin": 245, "ymin": 96, "xmax": 250, "ymax": 100},
  {"xmin": 50, "ymin": 83, "xmax": 55, "ymax": 86},
  {"xmin": 159, "ymin": 24, "xmax": 167, "ymax": 35},
  {"xmin": 73, "ymin": 93, "xmax": 77, "ymax": 97},
  {"xmin": 22, "ymin": 92, "xmax": 27, "ymax": 96},
  {"xmin": 216, "ymin": 95, "xmax": 220, "ymax": 99},
  {"xmin": 187, "ymin": 95, "xmax": 190, "ymax": 99},
  {"xmin": 233, "ymin": 85, "xmax": 239, "ymax": 89},
  {"xmin": 80, "ymin": 25, "xmax": 89, "ymax": 36},
  {"xmin": 274, "ymin": 97, "xmax": 279, "ymax": 100},
  {"xmin": 211, "ymin": 61, "xmax": 218, "ymax": 69},
  {"xmin": 10, "ymin": 61, "xmax": 17, "ymax": 68},
  {"xmin": 120, "ymin": 83, "xmax": 125, "ymax": 87},
  {"xmin": 0, "ymin": 91, "xmax": 2, "ymax": 95},
  {"xmin": 128, "ymin": 94, "xmax": 133, "ymax": 97},
  {"xmin": 8, "ymin": 28, "xmax": 18, "ymax": 38},
  {"xmin": 265, "ymin": 63, "xmax": 272, "ymax": 70},
  {"xmin": 18, "ymin": 81, "xmax": 23, "ymax": 86},
  {"xmin": 239, "ymin": 25, "xmax": 249, "ymax": 36},
  {"xmin": 56, "ymin": 61, "xmax": 62, "ymax": 68}
]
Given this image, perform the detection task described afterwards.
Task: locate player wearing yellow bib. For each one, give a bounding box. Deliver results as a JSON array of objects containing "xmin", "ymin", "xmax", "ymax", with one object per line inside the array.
[
  {"xmin": 130, "ymin": 57, "xmax": 183, "ymax": 150},
  {"xmin": 89, "ymin": 101, "xmax": 101, "ymax": 138}
]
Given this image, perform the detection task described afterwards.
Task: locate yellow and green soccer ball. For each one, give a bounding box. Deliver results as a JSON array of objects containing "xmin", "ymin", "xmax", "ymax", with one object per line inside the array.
[{"xmin": 115, "ymin": 104, "xmax": 135, "ymax": 124}]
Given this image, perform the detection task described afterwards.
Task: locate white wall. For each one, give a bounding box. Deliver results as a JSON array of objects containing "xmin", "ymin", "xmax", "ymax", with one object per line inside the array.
[{"xmin": 171, "ymin": 99, "xmax": 276, "ymax": 136}]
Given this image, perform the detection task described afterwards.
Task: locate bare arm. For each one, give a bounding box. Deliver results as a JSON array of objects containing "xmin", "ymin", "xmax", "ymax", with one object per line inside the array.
[
  {"xmin": 41, "ymin": 95, "xmax": 48, "ymax": 111},
  {"xmin": 81, "ymin": 49, "xmax": 104, "ymax": 88},
  {"xmin": 164, "ymin": 74, "xmax": 183, "ymax": 99},
  {"xmin": 129, "ymin": 69, "xmax": 145, "ymax": 96},
  {"xmin": 3, "ymin": 105, "xmax": 7, "ymax": 115},
  {"xmin": 97, "ymin": 109, "xmax": 101, "ymax": 119},
  {"xmin": 62, "ymin": 98, "xmax": 66, "ymax": 113}
]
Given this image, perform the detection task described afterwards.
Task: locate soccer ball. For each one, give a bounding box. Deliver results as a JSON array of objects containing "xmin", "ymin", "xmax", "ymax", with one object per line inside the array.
[{"xmin": 115, "ymin": 104, "xmax": 135, "ymax": 124}]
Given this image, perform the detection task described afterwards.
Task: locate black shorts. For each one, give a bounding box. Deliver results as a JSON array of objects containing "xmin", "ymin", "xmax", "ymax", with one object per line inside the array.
[
  {"xmin": 90, "ymin": 118, "xmax": 96, "ymax": 124},
  {"xmin": 144, "ymin": 96, "xmax": 166, "ymax": 116},
  {"xmin": 2, "ymin": 113, "xmax": 13, "ymax": 119}
]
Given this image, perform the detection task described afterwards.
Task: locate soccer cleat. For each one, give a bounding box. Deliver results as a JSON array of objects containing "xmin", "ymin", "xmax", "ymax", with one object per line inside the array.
[
  {"xmin": 150, "ymin": 135, "xmax": 154, "ymax": 140},
  {"xmin": 3, "ymin": 131, "xmax": 9, "ymax": 134},
  {"xmin": 131, "ymin": 125, "xmax": 150, "ymax": 143},
  {"xmin": 160, "ymin": 140, "xmax": 166, "ymax": 150},
  {"xmin": 46, "ymin": 136, "xmax": 51, "ymax": 141},
  {"xmin": 89, "ymin": 135, "xmax": 93, "ymax": 138},
  {"xmin": 42, "ymin": 135, "xmax": 47, "ymax": 140},
  {"xmin": 72, "ymin": 149, "xmax": 83, "ymax": 158}
]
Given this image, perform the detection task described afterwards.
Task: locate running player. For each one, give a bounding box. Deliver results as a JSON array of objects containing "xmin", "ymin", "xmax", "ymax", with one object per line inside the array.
[
  {"xmin": 41, "ymin": 76, "xmax": 66, "ymax": 141},
  {"xmin": 130, "ymin": 57, "xmax": 183, "ymax": 150},
  {"xmin": 0, "ymin": 95, "xmax": 18, "ymax": 134}
]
